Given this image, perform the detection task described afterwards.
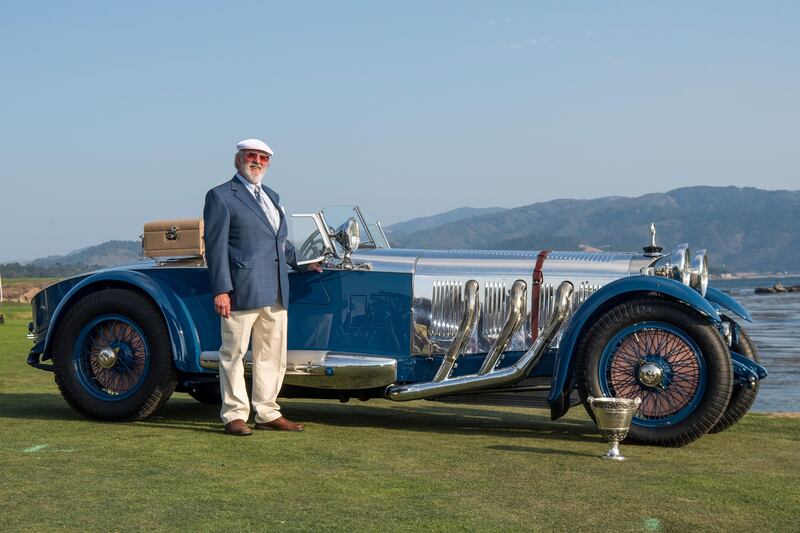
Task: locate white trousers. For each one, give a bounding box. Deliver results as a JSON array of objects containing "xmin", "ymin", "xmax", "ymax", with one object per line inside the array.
[{"xmin": 218, "ymin": 303, "xmax": 287, "ymax": 424}]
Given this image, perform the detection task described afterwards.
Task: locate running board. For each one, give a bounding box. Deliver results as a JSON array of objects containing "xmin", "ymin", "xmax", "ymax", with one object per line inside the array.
[{"xmin": 199, "ymin": 350, "xmax": 397, "ymax": 390}]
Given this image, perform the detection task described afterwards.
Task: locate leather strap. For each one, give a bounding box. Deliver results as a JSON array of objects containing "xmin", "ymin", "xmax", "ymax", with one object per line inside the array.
[{"xmin": 530, "ymin": 250, "xmax": 550, "ymax": 342}]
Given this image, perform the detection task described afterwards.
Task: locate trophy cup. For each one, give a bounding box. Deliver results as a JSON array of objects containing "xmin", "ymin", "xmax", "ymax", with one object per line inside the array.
[{"xmin": 587, "ymin": 396, "xmax": 642, "ymax": 461}]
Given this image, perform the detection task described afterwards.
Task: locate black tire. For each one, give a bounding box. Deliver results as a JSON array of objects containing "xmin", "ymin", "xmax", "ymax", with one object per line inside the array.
[
  {"xmin": 708, "ymin": 322, "xmax": 760, "ymax": 433},
  {"xmin": 187, "ymin": 382, "xmax": 222, "ymax": 405},
  {"xmin": 576, "ymin": 297, "xmax": 733, "ymax": 447},
  {"xmin": 51, "ymin": 288, "xmax": 178, "ymax": 421}
]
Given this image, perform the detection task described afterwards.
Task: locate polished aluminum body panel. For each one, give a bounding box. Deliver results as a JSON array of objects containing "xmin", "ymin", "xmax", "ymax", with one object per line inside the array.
[
  {"xmin": 408, "ymin": 250, "xmax": 637, "ymax": 355},
  {"xmin": 537, "ymin": 252, "xmax": 636, "ymax": 348},
  {"xmin": 387, "ymin": 281, "xmax": 573, "ymax": 401}
]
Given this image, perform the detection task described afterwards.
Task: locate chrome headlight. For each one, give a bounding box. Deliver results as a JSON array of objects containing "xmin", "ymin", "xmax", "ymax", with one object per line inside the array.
[
  {"xmin": 689, "ymin": 249, "xmax": 708, "ymax": 296},
  {"xmin": 669, "ymin": 243, "xmax": 691, "ymax": 286},
  {"xmin": 334, "ymin": 217, "xmax": 361, "ymax": 252}
]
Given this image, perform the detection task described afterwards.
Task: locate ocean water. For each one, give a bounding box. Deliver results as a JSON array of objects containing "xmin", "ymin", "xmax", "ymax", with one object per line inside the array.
[{"xmin": 710, "ymin": 275, "xmax": 800, "ymax": 412}]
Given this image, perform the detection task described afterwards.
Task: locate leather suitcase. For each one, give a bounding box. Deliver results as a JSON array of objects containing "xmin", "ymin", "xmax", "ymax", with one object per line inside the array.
[{"xmin": 142, "ymin": 218, "xmax": 204, "ymax": 258}]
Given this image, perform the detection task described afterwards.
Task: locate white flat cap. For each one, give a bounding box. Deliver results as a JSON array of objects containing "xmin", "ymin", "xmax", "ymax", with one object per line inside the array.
[{"xmin": 237, "ymin": 138, "xmax": 274, "ymax": 156}]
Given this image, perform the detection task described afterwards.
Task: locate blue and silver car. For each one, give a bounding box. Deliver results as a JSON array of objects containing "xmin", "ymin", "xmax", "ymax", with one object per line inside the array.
[{"xmin": 26, "ymin": 206, "xmax": 767, "ymax": 447}]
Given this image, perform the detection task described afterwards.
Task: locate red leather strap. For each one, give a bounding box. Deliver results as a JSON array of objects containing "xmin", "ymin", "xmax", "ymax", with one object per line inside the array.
[{"xmin": 530, "ymin": 250, "xmax": 550, "ymax": 342}]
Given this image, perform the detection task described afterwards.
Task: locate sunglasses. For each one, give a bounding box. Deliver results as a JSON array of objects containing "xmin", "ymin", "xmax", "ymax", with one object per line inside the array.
[{"xmin": 244, "ymin": 151, "xmax": 271, "ymax": 163}]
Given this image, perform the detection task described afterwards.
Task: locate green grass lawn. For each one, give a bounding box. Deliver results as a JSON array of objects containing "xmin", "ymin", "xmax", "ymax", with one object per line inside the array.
[{"xmin": 1, "ymin": 302, "xmax": 798, "ymax": 532}]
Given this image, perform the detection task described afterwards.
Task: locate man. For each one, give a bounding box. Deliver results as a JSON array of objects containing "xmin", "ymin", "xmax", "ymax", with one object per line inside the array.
[{"xmin": 203, "ymin": 138, "xmax": 321, "ymax": 436}]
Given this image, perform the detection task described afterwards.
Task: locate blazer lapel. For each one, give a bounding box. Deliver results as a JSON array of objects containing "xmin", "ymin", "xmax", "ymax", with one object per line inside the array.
[{"xmin": 229, "ymin": 177, "xmax": 277, "ymax": 235}]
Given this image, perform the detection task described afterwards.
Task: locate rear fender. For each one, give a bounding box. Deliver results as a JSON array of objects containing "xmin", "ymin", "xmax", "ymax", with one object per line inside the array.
[
  {"xmin": 547, "ymin": 275, "xmax": 721, "ymax": 419},
  {"xmin": 41, "ymin": 270, "xmax": 202, "ymax": 373}
]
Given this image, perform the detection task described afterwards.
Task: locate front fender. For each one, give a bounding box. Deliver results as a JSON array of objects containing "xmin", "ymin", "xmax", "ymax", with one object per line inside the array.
[
  {"xmin": 705, "ymin": 286, "xmax": 753, "ymax": 322},
  {"xmin": 547, "ymin": 275, "xmax": 721, "ymax": 419},
  {"xmin": 41, "ymin": 270, "xmax": 203, "ymax": 373}
]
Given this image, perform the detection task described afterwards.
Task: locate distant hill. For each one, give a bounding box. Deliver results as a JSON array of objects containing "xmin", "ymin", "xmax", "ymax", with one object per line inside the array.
[
  {"xmin": 3, "ymin": 186, "xmax": 798, "ymax": 277},
  {"xmin": 392, "ymin": 186, "xmax": 800, "ymax": 274},
  {"xmin": 386, "ymin": 207, "xmax": 506, "ymax": 240},
  {"xmin": 29, "ymin": 240, "xmax": 141, "ymax": 268}
]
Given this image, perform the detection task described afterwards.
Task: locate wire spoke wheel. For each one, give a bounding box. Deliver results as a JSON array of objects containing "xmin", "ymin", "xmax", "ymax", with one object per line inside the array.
[
  {"xmin": 52, "ymin": 289, "xmax": 177, "ymax": 421},
  {"xmin": 576, "ymin": 297, "xmax": 732, "ymax": 447},
  {"xmin": 602, "ymin": 323, "xmax": 705, "ymax": 426},
  {"xmin": 76, "ymin": 315, "xmax": 150, "ymax": 400}
]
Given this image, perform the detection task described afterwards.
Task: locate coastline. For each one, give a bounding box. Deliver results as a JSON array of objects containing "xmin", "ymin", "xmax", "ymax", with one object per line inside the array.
[{"xmin": 711, "ymin": 272, "xmax": 800, "ymax": 280}]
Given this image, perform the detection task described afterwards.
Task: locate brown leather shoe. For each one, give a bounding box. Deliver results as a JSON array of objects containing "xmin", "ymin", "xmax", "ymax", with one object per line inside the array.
[
  {"xmin": 224, "ymin": 419, "xmax": 253, "ymax": 436},
  {"xmin": 254, "ymin": 416, "xmax": 304, "ymax": 432}
]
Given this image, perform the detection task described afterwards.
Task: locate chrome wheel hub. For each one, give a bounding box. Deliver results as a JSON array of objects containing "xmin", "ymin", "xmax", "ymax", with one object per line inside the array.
[
  {"xmin": 638, "ymin": 362, "xmax": 663, "ymax": 387},
  {"xmin": 97, "ymin": 347, "xmax": 118, "ymax": 369}
]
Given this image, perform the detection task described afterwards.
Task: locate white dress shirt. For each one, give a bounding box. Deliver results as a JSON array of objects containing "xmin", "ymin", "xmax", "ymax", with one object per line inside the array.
[{"xmin": 236, "ymin": 174, "xmax": 281, "ymax": 232}]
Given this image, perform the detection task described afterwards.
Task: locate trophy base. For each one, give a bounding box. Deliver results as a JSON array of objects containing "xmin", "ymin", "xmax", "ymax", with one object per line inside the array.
[
  {"xmin": 601, "ymin": 441, "xmax": 625, "ymax": 461},
  {"xmin": 601, "ymin": 452, "xmax": 626, "ymax": 461}
]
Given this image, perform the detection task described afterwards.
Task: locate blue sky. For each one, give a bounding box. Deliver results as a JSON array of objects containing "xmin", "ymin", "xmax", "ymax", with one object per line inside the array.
[{"xmin": 1, "ymin": 1, "xmax": 798, "ymax": 261}]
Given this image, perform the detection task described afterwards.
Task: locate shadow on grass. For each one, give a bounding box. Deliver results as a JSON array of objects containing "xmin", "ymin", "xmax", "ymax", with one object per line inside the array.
[
  {"xmin": 0, "ymin": 392, "xmax": 600, "ymax": 444},
  {"xmin": 486, "ymin": 444, "xmax": 598, "ymax": 457}
]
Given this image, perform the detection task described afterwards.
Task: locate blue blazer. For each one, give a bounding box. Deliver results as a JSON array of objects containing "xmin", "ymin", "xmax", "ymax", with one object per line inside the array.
[{"xmin": 203, "ymin": 176, "xmax": 298, "ymax": 310}]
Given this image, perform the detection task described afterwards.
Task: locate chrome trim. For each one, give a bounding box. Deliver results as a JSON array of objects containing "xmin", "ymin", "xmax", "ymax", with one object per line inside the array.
[
  {"xmin": 386, "ymin": 281, "xmax": 573, "ymax": 402},
  {"xmin": 412, "ymin": 251, "xmax": 539, "ymax": 356},
  {"xmin": 638, "ymin": 363, "xmax": 663, "ymax": 388},
  {"xmin": 27, "ymin": 323, "xmax": 43, "ymax": 342},
  {"xmin": 651, "ymin": 243, "xmax": 692, "ymax": 286},
  {"xmin": 283, "ymin": 354, "xmax": 396, "ymax": 389},
  {"xmin": 431, "ymin": 280, "xmax": 465, "ymax": 338},
  {"xmin": 350, "ymin": 249, "xmax": 418, "ymax": 274},
  {"xmin": 376, "ymin": 221, "xmax": 391, "ymax": 249},
  {"xmin": 412, "ymin": 250, "xmax": 635, "ymax": 355},
  {"xmin": 200, "ymin": 350, "xmax": 397, "ymax": 390},
  {"xmin": 353, "ymin": 206, "xmax": 375, "ymax": 247},
  {"xmin": 433, "ymin": 280, "xmax": 479, "ymax": 381},
  {"xmin": 690, "ymin": 249, "xmax": 708, "ymax": 296},
  {"xmin": 478, "ymin": 279, "xmax": 526, "ymax": 375},
  {"xmin": 97, "ymin": 347, "xmax": 118, "ymax": 369},
  {"xmin": 720, "ymin": 321, "xmax": 733, "ymax": 347},
  {"xmin": 291, "ymin": 213, "xmax": 335, "ymax": 266}
]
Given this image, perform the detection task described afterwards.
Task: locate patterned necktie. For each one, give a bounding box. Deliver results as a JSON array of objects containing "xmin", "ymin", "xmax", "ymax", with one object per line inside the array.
[{"xmin": 253, "ymin": 185, "xmax": 279, "ymax": 231}]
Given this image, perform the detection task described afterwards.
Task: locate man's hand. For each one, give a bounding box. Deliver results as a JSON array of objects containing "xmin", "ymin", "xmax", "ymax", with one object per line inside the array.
[
  {"xmin": 214, "ymin": 293, "xmax": 231, "ymax": 319},
  {"xmin": 307, "ymin": 262, "xmax": 323, "ymax": 273}
]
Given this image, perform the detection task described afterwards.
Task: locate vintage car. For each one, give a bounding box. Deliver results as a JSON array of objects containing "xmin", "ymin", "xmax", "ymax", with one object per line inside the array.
[{"xmin": 26, "ymin": 206, "xmax": 767, "ymax": 447}]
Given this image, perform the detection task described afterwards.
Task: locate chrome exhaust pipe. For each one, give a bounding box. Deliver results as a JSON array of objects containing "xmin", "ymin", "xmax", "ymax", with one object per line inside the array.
[
  {"xmin": 386, "ymin": 281, "xmax": 573, "ymax": 402},
  {"xmin": 478, "ymin": 279, "xmax": 527, "ymax": 375},
  {"xmin": 432, "ymin": 279, "xmax": 480, "ymax": 382}
]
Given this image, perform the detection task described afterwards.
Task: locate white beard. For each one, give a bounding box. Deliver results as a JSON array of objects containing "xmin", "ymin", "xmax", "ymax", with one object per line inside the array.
[{"xmin": 240, "ymin": 164, "xmax": 266, "ymax": 184}]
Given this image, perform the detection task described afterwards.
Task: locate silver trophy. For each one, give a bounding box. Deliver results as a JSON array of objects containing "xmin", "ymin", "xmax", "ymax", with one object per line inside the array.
[{"xmin": 587, "ymin": 396, "xmax": 642, "ymax": 461}]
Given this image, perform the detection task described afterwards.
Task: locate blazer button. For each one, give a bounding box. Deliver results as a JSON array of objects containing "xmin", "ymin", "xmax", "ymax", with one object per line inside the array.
[{"xmin": 275, "ymin": 259, "xmax": 279, "ymax": 262}]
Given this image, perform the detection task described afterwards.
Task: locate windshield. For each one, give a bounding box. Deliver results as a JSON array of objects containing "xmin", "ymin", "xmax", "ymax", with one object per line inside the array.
[{"xmin": 358, "ymin": 207, "xmax": 390, "ymax": 249}]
